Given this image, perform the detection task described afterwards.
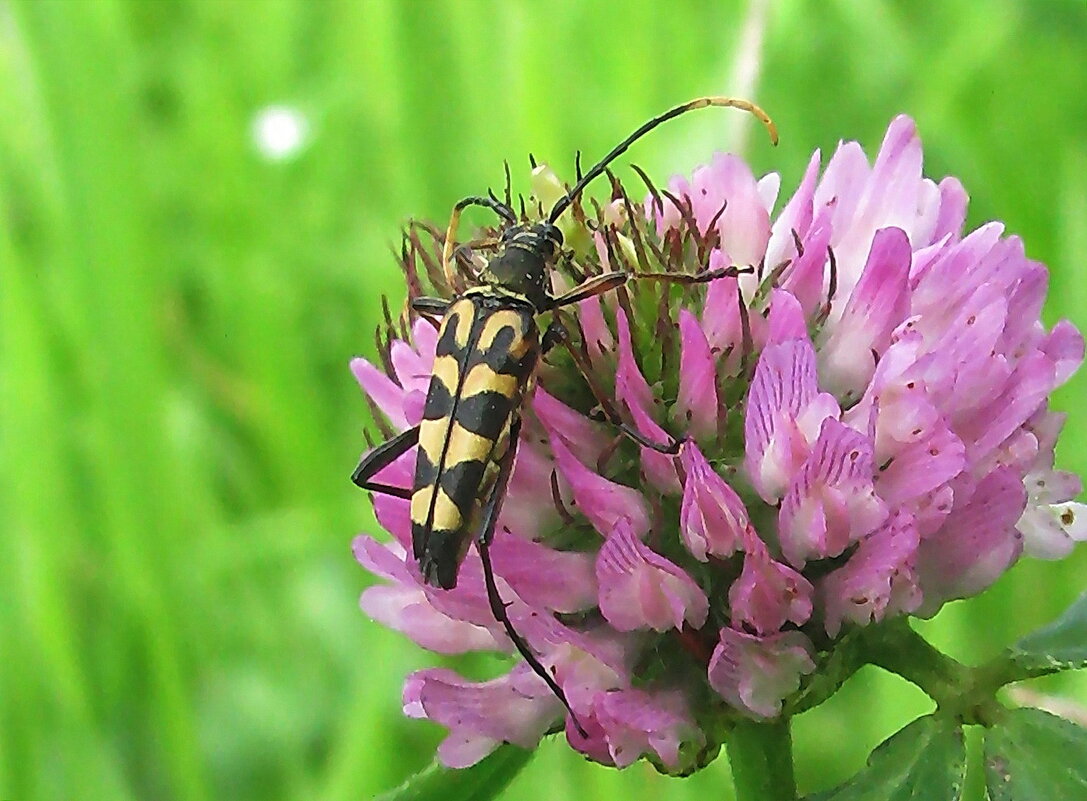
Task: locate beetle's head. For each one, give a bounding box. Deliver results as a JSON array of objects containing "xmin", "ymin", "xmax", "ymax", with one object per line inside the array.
[{"xmin": 482, "ymin": 222, "xmax": 564, "ymax": 310}]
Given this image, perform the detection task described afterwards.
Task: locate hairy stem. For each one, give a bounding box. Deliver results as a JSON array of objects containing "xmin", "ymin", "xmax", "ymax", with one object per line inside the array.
[{"xmin": 726, "ymin": 717, "xmax": 797, "ymax": 801}]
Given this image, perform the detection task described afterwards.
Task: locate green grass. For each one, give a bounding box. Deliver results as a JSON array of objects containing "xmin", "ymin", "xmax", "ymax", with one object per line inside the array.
[{"xmin": 1, "ymin": 1, "xmax": 1085, "ymax": 799}]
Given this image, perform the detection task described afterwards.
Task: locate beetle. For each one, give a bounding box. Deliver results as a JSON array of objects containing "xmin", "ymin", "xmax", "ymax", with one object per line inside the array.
[{"xmin": 353, "ymin": 96, "xmax": 776, "ymax": 730}]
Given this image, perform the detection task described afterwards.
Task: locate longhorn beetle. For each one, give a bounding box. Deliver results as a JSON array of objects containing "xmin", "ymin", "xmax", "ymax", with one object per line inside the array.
[{"xmin": 353, "ymin": 96, "xmax": 777, "ymax": 733}]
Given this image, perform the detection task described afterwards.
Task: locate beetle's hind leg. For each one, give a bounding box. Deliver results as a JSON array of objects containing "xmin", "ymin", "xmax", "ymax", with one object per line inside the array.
[
  {"xmin": 351, "ymin": 426, "xmax": 418, "ymax": 499},
  {"xmin": 475, "ymin": 418, "xmax": 589, "ymax": 737}
]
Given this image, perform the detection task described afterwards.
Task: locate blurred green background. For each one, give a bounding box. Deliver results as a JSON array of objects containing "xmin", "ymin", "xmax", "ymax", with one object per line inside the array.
[{"xmin": 2, "ymin": 1, "xmax": 1086, "ymax": 799}]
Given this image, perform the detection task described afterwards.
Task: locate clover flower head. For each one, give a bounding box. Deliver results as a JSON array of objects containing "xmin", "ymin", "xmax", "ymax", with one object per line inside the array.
[{"xmin": 352, "ymin": 114, "xmax": 1085, "ymax": 773}]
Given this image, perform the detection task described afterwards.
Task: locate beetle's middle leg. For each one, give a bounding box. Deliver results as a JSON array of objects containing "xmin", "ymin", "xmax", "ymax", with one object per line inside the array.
[{"xmin": 542, "ymin": 317, "xmax": 684, "ymax": 456}]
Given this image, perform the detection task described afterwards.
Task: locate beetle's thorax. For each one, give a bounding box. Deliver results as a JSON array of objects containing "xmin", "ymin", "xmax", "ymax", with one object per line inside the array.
[{"xmin": 478, "ymin": 222, "xmax": 563, "ymax": 311}]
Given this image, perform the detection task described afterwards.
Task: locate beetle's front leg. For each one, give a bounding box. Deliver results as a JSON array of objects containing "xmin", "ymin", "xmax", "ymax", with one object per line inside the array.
[
  {"xmin": 410, "ymin": 296, "xmax": 450, "ymax": 329},
  {"xmin": 411, "ymin": 296, "xmax": 450, "ymax": 317},
  {"xmin": 547, "ymin": 270, "xmax": 629, "ymax": 310},
  {"xmin": 634, "ymin": 262, "xmax": 754, "ymax": 285}
]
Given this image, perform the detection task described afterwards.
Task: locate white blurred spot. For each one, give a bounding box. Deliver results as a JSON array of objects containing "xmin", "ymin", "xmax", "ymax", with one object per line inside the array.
[{"xmin": 251, "ymin": 105, "xmax": 309, "ymax": 161}]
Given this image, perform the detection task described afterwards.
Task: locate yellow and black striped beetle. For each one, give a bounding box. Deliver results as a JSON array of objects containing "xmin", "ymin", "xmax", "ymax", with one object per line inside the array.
[{"xmin": 353, "ymin": 97, "xmax": 776, "ymax": 730}]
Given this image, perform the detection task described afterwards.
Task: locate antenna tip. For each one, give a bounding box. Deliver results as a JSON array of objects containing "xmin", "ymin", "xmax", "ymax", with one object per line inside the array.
[{"xmin": 701, "ymin": 95, "xmax": 779, "ymax": 146}]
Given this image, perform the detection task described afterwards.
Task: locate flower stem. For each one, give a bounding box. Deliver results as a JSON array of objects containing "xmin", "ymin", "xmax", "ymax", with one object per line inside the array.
[
  {"xmin": 860, "ymin": 619, "xmax": 969, "ymax": 707},
  {"xmin": 726, "ymin": 717, "xmax": 797, "ymax": 801},
  {"xmin": 858, "ymin": 619, "xmax": 1005, "ymax": 724}
]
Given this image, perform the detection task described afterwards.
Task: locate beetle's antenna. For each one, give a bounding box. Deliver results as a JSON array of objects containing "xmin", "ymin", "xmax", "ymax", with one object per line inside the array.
[{"xmin": 547, "ymin": 96, "xmax": 777, "ymax": 225}]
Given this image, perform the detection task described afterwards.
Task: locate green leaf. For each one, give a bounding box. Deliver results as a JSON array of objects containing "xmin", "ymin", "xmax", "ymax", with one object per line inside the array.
[
  {"xmin": 984, "ymin": 708, "xmax": 1087, "ymax": 801},
  {"xmin": 374, "ymin": 745, "xmax": 534, "ymax": 801},
  {"xmin": 1008, "ymin": 591, "xmax": 1087, "ymax": 674},
  {"xmin": 805, "ymin": 716, "xmax": 965, "ymax": 801}
]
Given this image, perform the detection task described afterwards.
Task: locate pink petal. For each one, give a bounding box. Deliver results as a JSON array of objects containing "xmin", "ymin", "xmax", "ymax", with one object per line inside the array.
[
  {"xmin": 350, "ymin": 356, "xmax": 409, "ymax": 430},
  {"xmin": 780, "ymin": 213, "xmax": 834, "ymax": 318},
  {"xmin": 874, "ymin": 414, "xmax": 966, "ymax": 506},
  {"xmin": 821, "ymin": 511, "xmax": 922, "ymax": 637},
  {"xmin": 532, "ymin": 387, "xmax": 610, "ymax": 466},
  {"xmin": 687, "ymin": 153, "xmax": 772, "ymax": 267},
  {"xmin": 999, "ymin": 256, "xmax": 1047, "ymax": 355},
  {"xmin": 757, "ymin": 171, "xmax": 782, "ymax": 214},
  {"xmin": 712, "ymin": 154, "xmax": 773, "ymax": 267},
  {"xmin": 833, "ymin": 116, "xmax": 924, "ymax": 286},
  {"xmin": 818, "ymin": 226, "xmax": 912, "ymax": 402},
  {"xmin": 502, "ymin": 439, "xmax": 561, "ymax": 540},
  {"xmin": 596, "ymin": 519, "xmax": 708, "ymax": 632},
  {"xmin": 744, "ymin": 338, "xmax": 841, "ymax": 503},
  {"xmin": 778, "ymin": 418, "xmax": 888, "ymax": 567},
  {"xmin": 958, "ymin": 350, "xmax": 1055, "ymax": 463},
  {"xmin": 354, "ymin": 535, "xmax": 505, "ymax": 652},
  {"xmin": 355, "ymin": 534, "xmax": 499, "ymax": 629},
  {"xmin": 489, "ymin": 535, "xmax": 597, "ymax": 613},
  {"xmin": 814, "ymin": 140, "xmax": 870, "ymax": 245},
  {"xmin": 678, "ymin": 442, "xmax": 748, "ymax": 561},
  {"xmin": 931, "ymin": 176, "xmax": 969, "ymax": 244},
  {"xmin": 353, "ymin": 533, "xmax": 413, "ymax": 583},
  {"xmin": 549, "ymin": 435, "xmax": 651, "ymax": 539},
  {"xmin": 361, "ymin": 584, "xmax": 504, "ymax": 653},
  {"xmin": 565, "ymin": 709, "xmax": 614, "ymax": 765},
  {"xmin": 594, "ymin": 689, "xmax": 700, "ymax": 769},
  {"xmin": 1041, "ymin": 320, "xmax": 1084, "ymax": 387},
  {"xmin": 701, "ymin": 269, "xmax": 746, "ymax": 370},
  {"xmin": 372, "ymin": 491, "xmax": 412, "ymax": 550},
  {"xmin": 911, "ymin": 178, "xmax": 943, "ymax": 250},
  {"xmin": 729, "ymin": 543, "xmax": 814, "ymax": 635},
  {"xmin": 576, "ymin": 293, "xmax": 616, "ymax": 366},
  {"xmin": 765, "ymin": 149, "xmax": 822, "ymax": 268},
  {"xmin": 403, "ymin": 666, "xmax": 561, "ymax": 767},
  {"xmin": 765, "ymin": 289, "xmax": 809, "ymax": 346},
  {"xmin": 916, "ymin": 467, "xmax": 1026, "ymax": 614},
  {"xmin": 675, "ymin": 309, "xmax": 720, "ymax": 441},
  {"xmin": 708, "ymin": 629, "xmax": 815, "ymax": 719},
  {"xmin": 390, "ymin": 338, "xmax": 433, "ymax": 395}
]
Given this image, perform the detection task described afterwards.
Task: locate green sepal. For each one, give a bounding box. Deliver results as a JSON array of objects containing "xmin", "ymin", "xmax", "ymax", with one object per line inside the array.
[
  {"xmin": 1007, "ymin": 591, "xmax": 1087, "ymax": 675},
  {"xmin": 804, "ymin": 715, "xmax": 966, "ymax": 801},
  {"xmin": 984, "ymin": 707, "xmax": 1087, "ymax": 800},
  {"xmin": 373, "ymin": 744, "xmax": 533, "ymax": 801}
]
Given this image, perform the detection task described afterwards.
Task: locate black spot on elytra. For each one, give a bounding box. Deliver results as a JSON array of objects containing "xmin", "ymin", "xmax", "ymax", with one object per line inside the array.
[
  {"xmin": 436, "ymin": 310, "xmax": 469, "ymax": 358},
  {"xmin": 413, "ymin": 445, "xmax": 438, "ymax": 487},
  {"xmin": 478, "ymin": 325, "xmax": 518, "ymax": 370},
  {"xmin": 440, "ymin": 459, "xmax": 488, "ymax": 519},
  {"xmin": 423, "ymin": 377, "xmax": 455, "ymax": 420},
  {"xmin": 455, "ymin": 391, "xmax": 513, "ymax": 440}
]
